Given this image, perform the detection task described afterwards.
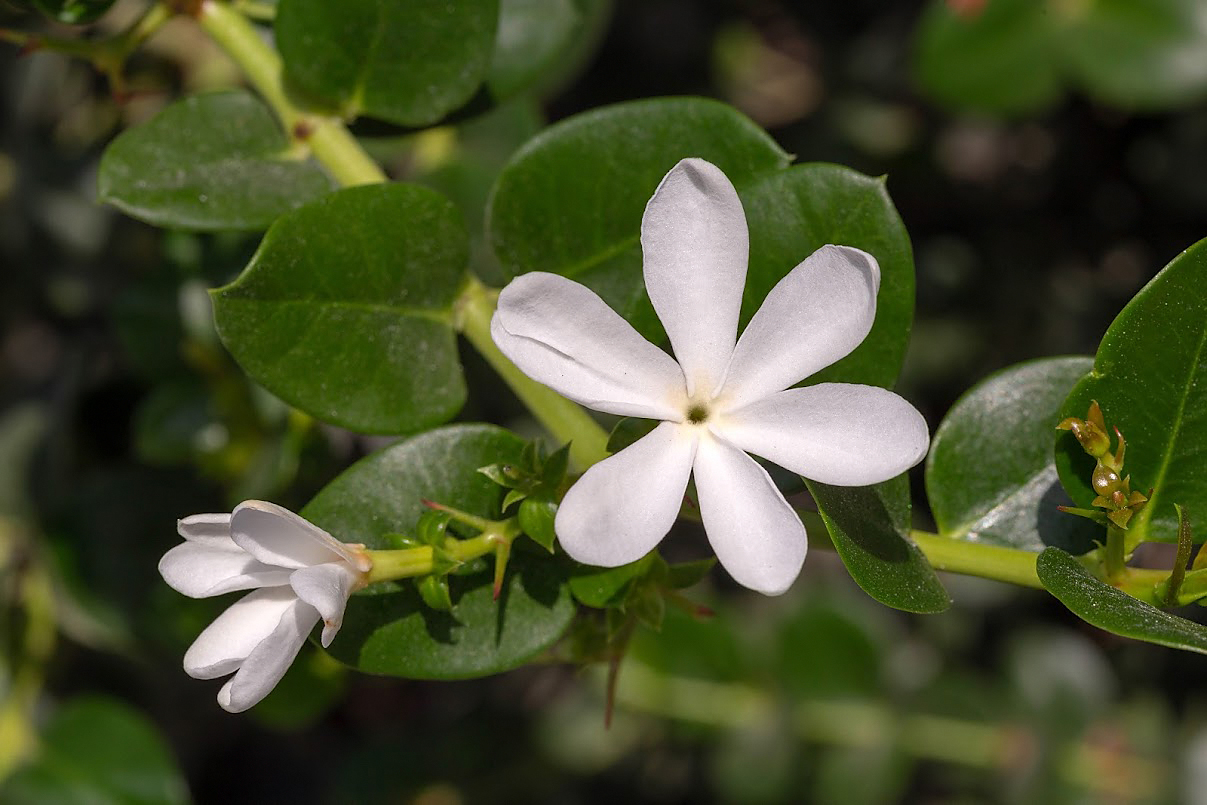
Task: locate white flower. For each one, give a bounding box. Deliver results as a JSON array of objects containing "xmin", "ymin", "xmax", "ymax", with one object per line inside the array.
[
  {"xmin": 158, "ymin": 500, "xmax": 371, "ymax": 712},
  {"xmin": 490, "ymin": 157, "xmax": 929, "ymax": 595}
]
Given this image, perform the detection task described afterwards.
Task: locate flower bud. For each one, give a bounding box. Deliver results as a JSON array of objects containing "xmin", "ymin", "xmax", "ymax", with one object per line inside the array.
[{"xmin": 1057, "ymin": 413, "xmax": 1111, "ymax": 458}]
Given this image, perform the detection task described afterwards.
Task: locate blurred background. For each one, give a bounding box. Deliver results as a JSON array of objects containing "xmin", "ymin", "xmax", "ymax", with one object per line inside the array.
[{"xmin": 4, "ymin": 0, "xmax": 1207, "ymax": 802}]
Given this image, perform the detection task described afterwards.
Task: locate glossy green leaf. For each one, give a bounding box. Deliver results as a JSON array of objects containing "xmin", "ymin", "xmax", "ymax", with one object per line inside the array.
[
  {"xmin": 740, "ymin": 165, "xmax": 914, "ymax": 387},
  {"xmin": 489, "ymin": 97, "xmax": 790, "ymax": 339},
  {"xmin": 518, "ymin": 495, "xmax": 557, "ymax": 551},
  {"xmin": 98, "ymin": 91, "xmax": 335, "ymax": 230},
  {"xmin": 212, "ymin": 183, "xmax": 468, "ymax": 434},
  {"xmin": 1056, "ymin": 238, "xmax": 1207, "ymax": 543},
  {"xmin": 927, "ymin": 356, "xmax": 1097, "ymax": 553},
  {"xmin": 1, "ymin": 697, "xmax": 188, "ymax": 805},
  {"xmin": 914, "ymin": 0, "xmax": 1207, "ymax": 116},
  {"xmin": 303, "ymin": 425, "xmax": 575, "ymax": 678},
  {"xmin": 488, "ymin": 0, "xmax": 611, "ymax": 99},
  {"xmin": 489, "ymin": 99, "xmax": 914, "ymax": 383},
  {"xmin": 276, "ymin": 0, "xmax": 498, "ymax": 126},
  {"xmin": 807, "ymin": 476, "xmax": 950, "ymax": 614},
  {"xmin": 568, "ymin": 555, "xmax": 653, "ymax": 609},
  {"xmin": 1037, "ymin": 546, "xmax": 1207, "ymax": 654}
]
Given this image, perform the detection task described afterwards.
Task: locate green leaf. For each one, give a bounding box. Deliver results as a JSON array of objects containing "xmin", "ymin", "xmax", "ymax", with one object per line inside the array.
[
  {"xmin": 568, "ymin": 555, "xmax": 654, "ymax": 608},
  {"xmin": 606, "ymin": 417, "xmax": 658, "ymax": 454},
  {"xmin": 518, "ymin": 495, "xmax": 557, "ymax": 552},
  {"xmin": 1065, "ymin": 0, "xmax": 1207, "ymax": 110},
  {"xmin": 912, "ymin": 0, "xmax": 1062, "ymax": 117},
  {"xmin": 418, "ymin": 574, "xmax": 454, "ymax": 611},
  {"xmin": 1, "ymin": 697, "xmax": 188, "ymax": 805},
  {"xmin": 1055, "ymin": 238, "xmax": 1207, "ymax": 543},
  {"xmin": 913, "ymin": 0, "xmax": 1207, "ymax": 116},
  {"xmin": 927, "ymin": 356, "xmax": 1098, "ymax": 553},
  {"xmin": 489, "ymin": 97, "xmax": 790, "ymax": 339},
  {"xmin": 487, "ymin": 0, "xmax": 611, "ymax": 100},
  {"xmin": 489, "ymin": 100, "xmax": 914, "ymax": 384},
  {"xmin": 98, "ymin": 91, "xmax": 335, "ymax": 231},
  {"xmin": 1037, "ymin": 546, "xmax": 1207, "ymax": 654},
  {"xmin": 276, "ymin": 0, "xmax": 499, "ymax": 126},
  {"xmin": 740, "ymin": 165, "xmax": 914, "ymax": 388},
  {"xmin": 807, "ymin": 476, "xmax": 950, "ymax": 614},
  {"xmin": 303, "ymin": 425, "xmax": 575, "ymax": 678},
  {"xmin": 212, "ymin": 183, "xmax": 469, "ymax": 434},
  {"xmin": 666, "ymin": 557, "xmax": 715, "ymax": 590}
]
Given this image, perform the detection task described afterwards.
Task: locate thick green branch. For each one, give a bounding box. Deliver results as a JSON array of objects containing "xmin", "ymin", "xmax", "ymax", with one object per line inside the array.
[
  {"xmin": 197, "ymin": 0, "xmax": 385, "ymax": 186},
  {"xmin": 457, "ymin": 277, "xmax": 610, "ymax": 470},
  {"xmin": 909, "ymin": 530, "xmax": 1045, "ymax": 589}
]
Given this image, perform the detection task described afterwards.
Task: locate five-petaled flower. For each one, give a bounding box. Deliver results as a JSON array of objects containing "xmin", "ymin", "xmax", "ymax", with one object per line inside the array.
[
  {"xmin": 491, "ymin": 157, "xmax": 929, "ymax": 595},
  {"xmin": 159, "ymin": 500, "xmax": 371, "ymax": 712}
]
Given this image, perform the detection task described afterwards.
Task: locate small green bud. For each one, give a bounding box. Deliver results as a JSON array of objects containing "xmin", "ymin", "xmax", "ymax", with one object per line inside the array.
[{"xmin": 1057, "ymin": 413, "xmax": 1111, "ymax": 458}]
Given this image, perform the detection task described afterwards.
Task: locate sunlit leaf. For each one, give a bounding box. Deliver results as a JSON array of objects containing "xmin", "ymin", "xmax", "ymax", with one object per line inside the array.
[
  {"xmin": 303, "ymin": 425, "xmax": 575, "ymax": 678},
  {"xmin": 1056, "ymin": 237, "xmax": 1207, "ymax": 543},
  {"xmin": 927, "ymin": 356, "xmax": 1097, "ymax": 552}
]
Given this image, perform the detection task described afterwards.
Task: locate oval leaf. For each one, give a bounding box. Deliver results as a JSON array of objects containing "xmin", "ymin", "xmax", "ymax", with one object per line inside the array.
[
  {"xmin": 98, "ymin": 91, "xmax": 336, "ymax": 231},
  {"xmin": 927, "ymin": 356, "xmax": 1098, "ymax": 552},
  {"xmin": 1037, "ymin": 546, "xmax": 1207, "ymax": 654},
  {"xmin": 489, "ymin": 99, "xmax": 914, "ymax": 385},
  {"xmin": 1, "ymin": 697, "xmax": 188, "ymax": 805},
  {"xmin": 488, "ymin": 97, "xmax": 789, "ymax": 338},
  {"xmin": 913, "ymin": 0, "xmax": 1207, "ymax": 116},
  {"xmin": 488, "ymin": 0, "xmax": 611, "ymax": 99},
  {"xmin": 741, "ymin": 165, "xmax": 914, "ymax": 388},
  {"xmin": 212, "ymin": 183, "xmax": 469, "ymax": 434},
  {"xmin": 806, "ymin": 476, "xmax": 950, "ymax": 614},
  {"xmin": 302, "ymin": 424, "xmax": 575, "ymax": 678},
  {"xmin": 1055, "ymin": 238, "xmax": 1207, "ymax": 543},
  {"xmin": 276, "ymin": 0, "xmax": 499, "ymax": 126}
]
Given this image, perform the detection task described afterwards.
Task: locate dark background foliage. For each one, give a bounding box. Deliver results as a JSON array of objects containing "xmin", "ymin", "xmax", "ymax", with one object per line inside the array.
[{"xmin": 3, "ymin": 1, "xmax": 1206, "ymax": 802}]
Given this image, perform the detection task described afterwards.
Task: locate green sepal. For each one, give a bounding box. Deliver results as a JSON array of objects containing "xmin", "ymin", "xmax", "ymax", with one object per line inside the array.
[
  {"xmin": 417, "ymin": 574, "xmax": 454, "ymax": 612},
  {"xmin": 607, "ymin": 417, "xmax": 658, "ymax": 454},
  {"xmin": 414, "ymin": 510, "xmax": 453, "ymax": 547},
  {"xmin": 502, "ymin": 487, "xmax": 528, "ymax": 511},
  {"xmin": 666, "ymin": 558, "xmax": 716, "ymax": 590},
  {"xmin": 518, "ymin": 495, "xmax": 558, "ymax": 552},
  {"xmin": 540, "ymin": 443, "xmax": 571, "ymax": 488},
  {"xmin": 568, "ymin": 554, "xmax": 655, "ymax": 608},
  {"xmin": 627, "ymin": 584, "xmax": 666, "ymax": 632}
]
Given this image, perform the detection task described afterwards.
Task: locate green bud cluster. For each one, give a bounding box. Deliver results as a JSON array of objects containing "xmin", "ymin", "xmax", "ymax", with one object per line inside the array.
[{"xmin": 1058, "ymin": 401, "xmax": 1149, "ymax": 529}]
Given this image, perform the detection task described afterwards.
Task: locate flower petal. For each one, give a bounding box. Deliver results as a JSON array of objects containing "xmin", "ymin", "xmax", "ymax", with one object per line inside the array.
[
  {"xmin": 693, "ymin": 434, "xmax": 807, "ymax": 595},
  {"xmin": 217, "ymin": 598, "xmax": 319, "ymax": 713},
  {"xmin": 642, "ymin": 158, "xmax": 748, "ymax": 397},
  {"xmin": 492, "ymin": 272, "xmax": 686, "ymax": 419},
  {"xmin": 555, "ymin": 422, "xmax": 697, "ymax": 567},
  {"xmin": 717, "ymin": 245, "xmax": 880, "ymax": 410},
  {"xmin": 290, "ymin": 562, "xmax": 360, "ymax": 647},
  {"xmin": 715, "ymin": 383, "xmax": 930, "ymax": 486},
  {"xmin": 177, "ymin": 513, "xmax": 232, "ymax": 547},
  {"xmin": 158, "ymin": 541, "xmax": 292, "ymax": 598},
  {"xmin": 182, "ymin": 587, "xmax": 299, "ymax": 680},
  {"xmin": 230, "ymin": 500, "xmax": 353, "ymax": 569}
]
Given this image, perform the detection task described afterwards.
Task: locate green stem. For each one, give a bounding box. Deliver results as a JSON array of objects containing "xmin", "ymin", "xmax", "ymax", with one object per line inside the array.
[
  {"xmin": 196, "ymin": 0, "xmax": 385, "ymax": 186},
  {"xmin": 363, "ymin": 521, "xmax": 521, "ymax": 585},
  {"xmin": 1104, "ymin": 523, "xmax": 1126, "ymax": 581},
  {"xmin": 456, "ymin": 277, "xmax": 610, "ymax": 470},
  {"xmin": 615, "ymin": 661, "xmax": 1165, "ymax": 800},
  {"xmin": 908, "ymin": 530, "xmax": 1044, "ymax": 589},
  {"xmin": 0, "ymin": 520, "xmax": 56, "ymax": 781},
  {"xmin": 197, "ymin": 1, "xmax": 613, "ymax": 466}
]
